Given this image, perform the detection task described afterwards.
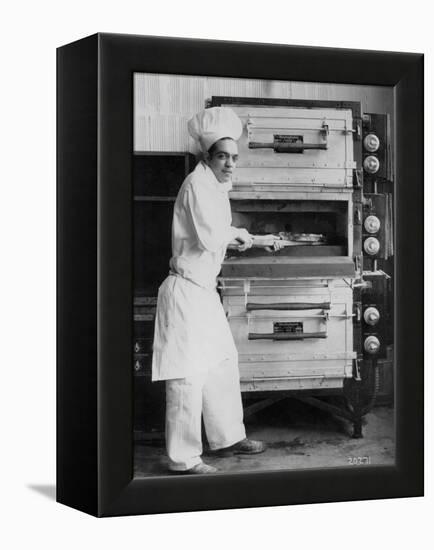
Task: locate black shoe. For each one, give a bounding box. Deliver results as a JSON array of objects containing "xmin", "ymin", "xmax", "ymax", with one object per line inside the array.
[{"xmin": 213, "ymin": 438, "xmax": 266, "ymax": 456}]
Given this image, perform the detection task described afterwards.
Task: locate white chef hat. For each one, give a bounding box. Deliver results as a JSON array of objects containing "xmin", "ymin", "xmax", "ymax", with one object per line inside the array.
[{"xmin": 188, "ymin": 107, "xmax": 243, "ymax": 153}]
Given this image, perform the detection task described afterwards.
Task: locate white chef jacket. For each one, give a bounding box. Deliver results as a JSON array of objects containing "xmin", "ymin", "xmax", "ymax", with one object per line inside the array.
[
  {"xmin": 169, "ymin": 161, "xmax": 240, "ymax": 289},
  {"xmin": 152, "ymin": 161, "xmax": 240, "ymax": 381}
]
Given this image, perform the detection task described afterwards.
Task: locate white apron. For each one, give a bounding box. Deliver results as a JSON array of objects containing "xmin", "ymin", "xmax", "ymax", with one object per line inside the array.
[
  {"xmin": 151, "ymin": 161, "xmax": 240, "ymax": 381},
  {"xmin": 152, "ymin": 274, "xmax": 237, "ymax": 381}
]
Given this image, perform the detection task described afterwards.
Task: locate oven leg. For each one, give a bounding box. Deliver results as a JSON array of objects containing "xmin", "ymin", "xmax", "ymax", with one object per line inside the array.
[
  {"xmin": 346, "ymin": 358, "xmax": 379, "ymax": 437},
  {"xmin": 351, "ymin": 382, "xmax": 364, "ymax": 438},
  {"xmin": 343, "ymin": 373, "xmax": 364, "ymax": 438},
  {"xmin": 347, "ymin": 387, "xmax": 364, "ymax": 438},
  {"xmin": 352, "ymin": 415, "xmax": 363, "ymax": 438}
]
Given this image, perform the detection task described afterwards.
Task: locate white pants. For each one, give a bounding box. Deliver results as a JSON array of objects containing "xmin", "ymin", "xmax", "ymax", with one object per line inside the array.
[{"xmin": 165, "ymin": 357, "xmax": 246, "ymax": 471}]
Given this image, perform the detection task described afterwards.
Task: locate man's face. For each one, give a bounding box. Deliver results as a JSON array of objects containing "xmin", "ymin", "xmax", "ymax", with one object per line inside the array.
[{"xmin": 206, "ymin": 138, "xmax": 239, "ymax": 183}]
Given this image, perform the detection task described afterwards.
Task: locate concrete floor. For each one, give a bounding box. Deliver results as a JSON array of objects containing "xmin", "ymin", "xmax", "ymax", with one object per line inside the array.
[{"xmin": 134, "ymin": 400, "xmax": 395, "ymax": 477}]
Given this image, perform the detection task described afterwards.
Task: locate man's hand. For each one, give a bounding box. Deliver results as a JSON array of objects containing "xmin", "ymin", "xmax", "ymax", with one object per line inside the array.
[
  {"xmin": 265, "ymin": 238, "xmax": 285, "ymax": 253},
  {"xmin": 234, "ymin": 228, "xmax": 253, "ymax": 251}
]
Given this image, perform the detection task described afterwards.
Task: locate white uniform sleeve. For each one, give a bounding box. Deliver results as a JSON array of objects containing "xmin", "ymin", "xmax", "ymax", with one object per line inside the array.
[{"xmin": 186, "ymin": 183, "xmax": 240, "ymax": 252}]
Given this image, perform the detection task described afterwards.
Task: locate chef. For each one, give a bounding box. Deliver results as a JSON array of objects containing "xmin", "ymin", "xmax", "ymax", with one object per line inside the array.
[{"xmin": 152, "ymin": 106, "xmax": 265, "ymax": 474}]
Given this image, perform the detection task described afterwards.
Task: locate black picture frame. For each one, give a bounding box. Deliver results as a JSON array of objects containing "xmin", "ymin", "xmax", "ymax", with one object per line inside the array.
[{"xmin": 57, "ymin": 33, "xmax": 424, "ymax": 517}]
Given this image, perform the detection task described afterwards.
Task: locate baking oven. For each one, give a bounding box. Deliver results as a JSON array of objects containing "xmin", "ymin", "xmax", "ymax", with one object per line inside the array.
[{"xmin": 211, "ymin": 97, "xmax": 393, "ymax": 436}]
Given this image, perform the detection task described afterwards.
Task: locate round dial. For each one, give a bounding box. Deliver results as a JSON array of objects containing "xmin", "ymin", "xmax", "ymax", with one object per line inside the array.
[
  {"xmin": 363, "ymin": 133, "xmax": 380, "ymax": 152},
  {"xmin": 364, "ymin": 215, "xmax": 381, "ymax": 234},
  {"xmin": 364, "ymin": 237, "xmax": 380, "ymax": 255},
  {"xmin": 364, "ymin": 307, "xmax": 380, "ymax": 326},
  {"xmin": 363, "ymin": 155, "xmax": 380, "ymax": 174},
  {"xmin": 364, "ymin": 335, "xmax": 380, "ymax": 354}
]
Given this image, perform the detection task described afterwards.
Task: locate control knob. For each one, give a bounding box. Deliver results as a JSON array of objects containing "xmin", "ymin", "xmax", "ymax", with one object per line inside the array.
[
  {"xmin": 364, "ymin": 215, "xmax": 381, "ymax": 234},
  {"xmin": 363, "ymin": 155, "xmax": 380, "ymax": 174},
  {"xmin": 364, "ymin": 335, "xmax": 380, "ymax": 354},
  {"xmin": 363, "ymin": 133, "xmax": 380, "ymax": 152},
  {"xmin": 364, "ymin": 237, "xmax": 380, "ymax": 255},
  {"xmin": 364, "ymin": 307, "xmax": 380, "ymax": 326}
]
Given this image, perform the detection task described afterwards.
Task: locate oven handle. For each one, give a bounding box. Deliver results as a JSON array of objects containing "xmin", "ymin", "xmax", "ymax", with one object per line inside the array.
[
  {"xmin": 241, "ymin": 375, "xmax": 329, "ymax": 382},
  {"xmin": 248, "ymin": 332, "xmax": 327, "ymax": 340},
  {"xmin": 249, "ymin": 141, "xmax": 328, "ymax": 153},
  {"xmin": 246, "ymin": 302, "xmax": 331, "ymax": 311}
]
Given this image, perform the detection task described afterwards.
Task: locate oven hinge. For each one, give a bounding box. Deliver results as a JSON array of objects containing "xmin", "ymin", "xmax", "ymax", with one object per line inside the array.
[
  {"xmin": 354, "ymin": 254, "xmax": 363, "ymax": 278},
  {"xmin": 353, "ymin": 302, "xmax": 361, "ymax": 323},
  {"xmin": 353, "ymin": 358, "xmax": 362, "ymax": 381},
  {"xmin": 353, "ymin": 168, "xmax": 362, "ymax": 189},
  {"xmin": 353, "ymin": 204, "xmax": 362, "ymax": 225},
  {"xmin": 353, "ymin": 118, "xmax": 362, "ymax": 141}
]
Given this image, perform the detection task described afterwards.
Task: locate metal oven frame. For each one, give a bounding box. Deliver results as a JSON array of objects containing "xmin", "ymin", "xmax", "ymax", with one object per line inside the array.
[{"xmin": 211, "ymin": 96, "xmax": 392, "ymax": 437}]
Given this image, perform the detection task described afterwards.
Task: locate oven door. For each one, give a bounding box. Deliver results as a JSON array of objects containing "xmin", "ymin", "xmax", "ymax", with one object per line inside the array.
[
  {"xmin": 220, "ymin": 277, "xmax": 356, "ymax": 392},
  {"xmin": 227, "ymin": 105, "xmax": 356, "ymax": 193}
]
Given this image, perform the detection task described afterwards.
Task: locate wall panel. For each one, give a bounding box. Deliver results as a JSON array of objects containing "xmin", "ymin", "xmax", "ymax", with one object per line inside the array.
[{"xmin": 134, "ymin": 73, "xmax": 394, "ymax": 156}]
